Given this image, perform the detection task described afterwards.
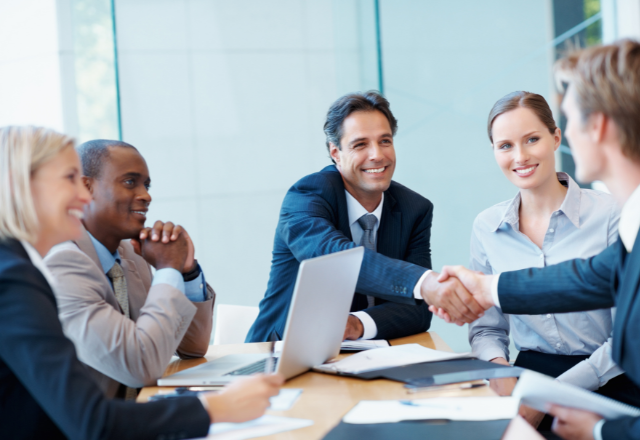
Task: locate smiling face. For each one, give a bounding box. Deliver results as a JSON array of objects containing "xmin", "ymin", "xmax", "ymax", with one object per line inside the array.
[
  {"xmin": 329, "ymin": 110, "xmax": 396, "ymax": 209},
  {"xmin": 492, "ymin": 106, "xmax": 561, "ymax": 191},
  {"xmin": 31, "ymin": 146, "xmax": 91, "ymax": 248},
  {"xmin": 83, "ymin": 146, "xmax": 151, "ymax": 246}
]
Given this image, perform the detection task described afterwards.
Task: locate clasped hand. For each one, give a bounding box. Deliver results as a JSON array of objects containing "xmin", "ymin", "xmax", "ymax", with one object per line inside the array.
[
  {"xmin": 131, "ymin": 220, "xmax": 197, "ymax": 273},
  {"xmin": 420, "ymin": 266, "xmax": 495, "ymax": 325}
]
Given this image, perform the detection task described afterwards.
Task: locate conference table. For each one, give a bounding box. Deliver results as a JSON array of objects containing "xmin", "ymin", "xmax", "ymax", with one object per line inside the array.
[{"xmin": 139, "ymin": 332, "xmax": 542, "ymax": 439}]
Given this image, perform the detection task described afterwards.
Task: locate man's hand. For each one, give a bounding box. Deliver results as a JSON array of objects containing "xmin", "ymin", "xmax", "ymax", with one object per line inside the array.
[
  {"xmin": 548, "ymin": 405, "xmax": 601, "ymax": 440},
  {"xmin": 132, "ymin": 220, "xmax": 196, "ymax": 272},
  {"xmin": 428, "ymin": 266, "xmax": 495, "ymax": 323},
  {"xmin": 488, "ymin": 357, "xmax": 518, "ymax": 396},
  {"xmin": 420, "ymin": 270, "xmax": 485, "ymax": 325},
  {"xmin": 343, "ymin": 315, "xmax": 364, "ymax": 340},
  {"xmin": 520, "ymin": 404, "xmax": 545, "ymax": 429},
  {"xmin": 203, "ymin": 374, "xmax": 284, "ymax": 423},
  {"xmin": 137, "ymin": 230, "xmax": 189, "ymax": 271}
]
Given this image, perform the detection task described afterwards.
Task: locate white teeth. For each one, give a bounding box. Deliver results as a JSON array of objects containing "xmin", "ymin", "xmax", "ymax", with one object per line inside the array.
[
  {"xmin": 515, "ymin": 166, "xmax": 536, "ymax": 175},
  {"xmin": 68, "ymin": 209, "xmax": 84, "ymax": 220},
  {"xmin": 132, "ymin": 211, "xmax": 146, "ymax": 215},
  {"xmin": 364, "ymin": 167, "xmax": 385, "ymax": 173}
]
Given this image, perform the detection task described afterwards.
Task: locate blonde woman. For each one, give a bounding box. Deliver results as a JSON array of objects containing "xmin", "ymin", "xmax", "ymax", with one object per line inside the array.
[
  {"xmin": 468, "ymin": 92, "xmax": 639, "ymax": 431},
  {"xmin": 0, "ymin": 126, "xmax": 283, "ymax": 440}
]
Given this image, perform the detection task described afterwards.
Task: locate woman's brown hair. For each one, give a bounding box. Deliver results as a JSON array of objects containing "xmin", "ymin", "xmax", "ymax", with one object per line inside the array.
[{"xmin": 487, "ymin": 91, "xmax": 557, "ymax": 143}]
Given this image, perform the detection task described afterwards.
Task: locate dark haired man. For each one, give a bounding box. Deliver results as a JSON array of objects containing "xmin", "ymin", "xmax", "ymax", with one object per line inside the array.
[
  {"xmin": 247, "ymin": 91, "xmax": 482, "ymax": 342},
  {"xmin": 44, "ymin": 140, "xmax": 215, "ymax": 399}
]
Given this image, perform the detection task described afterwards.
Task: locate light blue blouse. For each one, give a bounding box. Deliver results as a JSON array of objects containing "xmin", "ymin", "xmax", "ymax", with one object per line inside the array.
[{"xmin": 468, "ymin": 172, "xmax": 622, "ymax": 390}]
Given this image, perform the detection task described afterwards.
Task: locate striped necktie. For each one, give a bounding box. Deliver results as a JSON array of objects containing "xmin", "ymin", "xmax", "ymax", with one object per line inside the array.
[{"xmin": 357, "ymin": 214, "xmax": 378, "ymax": 308}]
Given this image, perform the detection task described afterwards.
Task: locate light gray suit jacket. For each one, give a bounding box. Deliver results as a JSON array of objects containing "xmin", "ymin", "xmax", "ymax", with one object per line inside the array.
[{"xmin": 45, "ymin": 228, "xmax": 215, "ymax": 398}]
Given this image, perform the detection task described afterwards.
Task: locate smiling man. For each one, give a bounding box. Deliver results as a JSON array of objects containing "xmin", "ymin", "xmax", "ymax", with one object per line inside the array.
[
  {"xmin": 44, "ymin": 140, "xmax": 215, "ymax": 399},
  {"xmin": 246, "ymin": 91, "xmax": 478, "ymax": 343}
]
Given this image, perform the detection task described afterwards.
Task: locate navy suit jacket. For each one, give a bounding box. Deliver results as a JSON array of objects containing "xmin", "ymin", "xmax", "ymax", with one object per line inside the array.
[
  {"xmin": 246, "ymin": 165, "xmax": 433, "ymax": 343},
  {"xmin": 499, "ymin": 231, "xmax": 640, "ymax": 440},
  {"xmin": 0, "ymin": 239, "xmax": 210, "ymax": 440}
]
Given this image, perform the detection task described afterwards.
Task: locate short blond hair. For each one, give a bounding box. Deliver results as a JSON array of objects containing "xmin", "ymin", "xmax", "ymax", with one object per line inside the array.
[
  {"xmin": 555, "ymin": 39, "xmax": 640, "ymax": 162},
  {"xmin": 0, "ymin": 126, "xmax": 75, "ymax": 242}
]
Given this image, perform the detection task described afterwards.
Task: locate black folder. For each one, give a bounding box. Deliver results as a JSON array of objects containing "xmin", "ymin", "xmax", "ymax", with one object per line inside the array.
[
  {"xmin": 333, "ymin": 358, "xmax": 524, "ymax": 386},
  {"xmin": 322, "ymin": 419, "xmax": 511, "ymax": 440}
]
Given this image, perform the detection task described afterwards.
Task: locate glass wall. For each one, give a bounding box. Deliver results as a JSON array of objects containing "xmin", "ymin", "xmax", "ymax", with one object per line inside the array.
[{"xmin": 67, "ymin": 0, "xmax": 605, "ymax": 351}]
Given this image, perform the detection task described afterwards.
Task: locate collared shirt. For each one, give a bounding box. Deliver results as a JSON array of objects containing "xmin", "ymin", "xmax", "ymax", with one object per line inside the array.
[
  {"xmin": 470, "ymin": 172, "xmax": 622, "ymax": 390},
  {"xmin": 619, "ymin": 183, "xmax": 640, "ymax": 253},
  {"xmin": 87, "ymin": 232, "xmax": 206, "ymax": 302},
  {"xmin": 21, "ymin": 241, "xmax": 57, "ymax": 288},
  {"xmin": 346, "ymin": 190, "xmax": 383, "ymax": 340}
]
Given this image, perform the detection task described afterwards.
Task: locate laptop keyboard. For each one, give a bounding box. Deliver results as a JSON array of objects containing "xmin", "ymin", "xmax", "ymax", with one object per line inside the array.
[{"xmin": 224, "ymin": 357, "xmax": 277, "ymax": 376}]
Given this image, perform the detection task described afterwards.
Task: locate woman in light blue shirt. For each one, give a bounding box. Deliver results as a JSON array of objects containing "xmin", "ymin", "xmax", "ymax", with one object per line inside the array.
[{"xmin": 468, "ymin": 91, "xmax": 639, "ymax": 432}]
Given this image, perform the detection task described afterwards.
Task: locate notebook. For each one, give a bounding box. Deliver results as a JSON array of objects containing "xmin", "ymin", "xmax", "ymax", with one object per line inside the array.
[{"xmin": 513, "ymin": 370, "xmax": 640, "ymax": 420}]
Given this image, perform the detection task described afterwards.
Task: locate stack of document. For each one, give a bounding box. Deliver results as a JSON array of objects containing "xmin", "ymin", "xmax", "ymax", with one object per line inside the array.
[
  {"xmin": 513, "ymin": 370, "xmax": 640, "ymax": 420},
  {"xmin": 314, "ymin": 344, "xmax": 471, "ymax": 375},
  {"xmin": 343, "ymin": 397, "xmax": 519, "ymax": 424},
  {"xmin": 274, "ymin": 339, "xmax": 388, "ymax": 354}
]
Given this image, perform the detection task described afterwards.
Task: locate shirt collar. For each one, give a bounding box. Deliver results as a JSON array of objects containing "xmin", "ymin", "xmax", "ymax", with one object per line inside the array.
[
  {"xmin": 345, "ymin": 190, "xmax": 384, "ymax": 227},
  {"xmin": 619, "ymin": 183, "xmax": 640, "ymax": 253},
  {"xmin": 493, "ymin": 172, "xmax": 579, "ymax": 231},
  {"xmin": 87, "ymin": 231, "xmax": 121, "ymax": 275},
  {"xmin": 20, "ymin": 240, "xmax": 57, "ymax": 288}
]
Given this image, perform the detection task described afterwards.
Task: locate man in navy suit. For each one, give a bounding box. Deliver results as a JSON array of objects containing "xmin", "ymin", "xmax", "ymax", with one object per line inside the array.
[
  {"xmin": 433, "ymin": 40, "xmax": 640, "ymax": 440},
  {"xmin": 247, "ymin": 91, "xmax": 482, "ymax": 343}
]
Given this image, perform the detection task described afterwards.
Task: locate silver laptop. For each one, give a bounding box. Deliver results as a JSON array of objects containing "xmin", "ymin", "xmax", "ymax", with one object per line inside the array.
[{"xmin": 157, "ymin": 247, "xmax": 364, "ymax": 386}]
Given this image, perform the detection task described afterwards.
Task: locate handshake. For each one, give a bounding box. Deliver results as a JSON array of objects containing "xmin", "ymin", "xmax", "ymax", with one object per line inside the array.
[{"xmin": 420, "ymin": 266, "xmax": 497, "ymax": 325}]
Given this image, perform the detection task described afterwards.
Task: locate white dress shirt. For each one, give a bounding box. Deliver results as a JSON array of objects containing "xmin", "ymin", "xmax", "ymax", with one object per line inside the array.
[{"xmin": 346, "ymin": 190, "xmax": 383, "ymax": 340}]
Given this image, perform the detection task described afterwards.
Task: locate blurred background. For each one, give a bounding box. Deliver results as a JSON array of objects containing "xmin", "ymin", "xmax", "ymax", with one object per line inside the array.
[{"xmin": 2, "ymin": 0, "xmax": 639, "ymax": 353}]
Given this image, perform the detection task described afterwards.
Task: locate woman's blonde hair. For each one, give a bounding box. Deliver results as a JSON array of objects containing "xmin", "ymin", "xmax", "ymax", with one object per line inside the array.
[
  {"xmin": 555, "ymin": 39, "xmax": 640, "ymax": 162},
  {"xmin": 0, "ymin": 126, "xmax": 75, "ymax": 242}
]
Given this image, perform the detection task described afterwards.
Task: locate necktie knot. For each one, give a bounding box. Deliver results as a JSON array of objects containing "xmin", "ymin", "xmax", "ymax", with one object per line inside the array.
[
  {"xmin": 107, "ymin": 261, "xmax": 124, "ymax": 279},
  {"xmin": 357, "ymin": 214, "xmax": 377, "ymax": 232}
]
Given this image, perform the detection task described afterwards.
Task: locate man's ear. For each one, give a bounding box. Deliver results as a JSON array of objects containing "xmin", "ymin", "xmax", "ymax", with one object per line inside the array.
[
  {"xmin": 329, "ymin": 142, "xmax": 341, "ymax": 165},
  {"xmin": 82, "ymin": 176, "xmax": 94, "ymax": 195},
  {"xmin": 588, "ymin": 112, "xmax": 607, "ymax": 144}
]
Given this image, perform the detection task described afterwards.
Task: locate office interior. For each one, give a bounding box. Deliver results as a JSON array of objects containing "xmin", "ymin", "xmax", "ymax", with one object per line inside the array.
[{"xmin": 2, "ymin": 0, "xmax": 640, "ymax": 354}]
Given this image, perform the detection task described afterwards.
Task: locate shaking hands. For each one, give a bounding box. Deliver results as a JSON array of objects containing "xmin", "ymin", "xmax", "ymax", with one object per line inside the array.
[{"xmin": 419, "ymin": 266, "xmax": 496, "ymax": 325}]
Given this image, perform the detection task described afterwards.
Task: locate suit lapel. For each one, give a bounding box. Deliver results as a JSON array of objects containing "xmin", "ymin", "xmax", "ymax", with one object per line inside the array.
[
  {"xmin": 613, "ymin": 231, "xmax": 640, "ymax": 366},
  {"xmin": 377, "ymin": 191, "xmax": 402, "ymax": 259},
  {"xmin": 335, "ymin": 179, "xmax": 353, "ymax": 241}
]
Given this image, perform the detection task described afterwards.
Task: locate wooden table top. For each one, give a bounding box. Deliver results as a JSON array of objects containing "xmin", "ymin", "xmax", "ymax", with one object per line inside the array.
[{"xmin": 139, "ymin": 332, "xmax": 542, "ymax": 440}]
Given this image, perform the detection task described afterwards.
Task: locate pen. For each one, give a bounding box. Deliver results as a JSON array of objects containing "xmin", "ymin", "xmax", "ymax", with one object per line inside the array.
[{"xmin": 405, "ymin": 380, "xmax": 488, "ymax": 394}]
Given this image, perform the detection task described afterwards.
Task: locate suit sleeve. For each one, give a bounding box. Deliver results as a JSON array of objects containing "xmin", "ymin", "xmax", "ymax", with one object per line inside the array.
[
  {"xmin": 46, "ymin": 248, "xmax": 198, "ymax": 387},
  {"xmin": 280, "ymin": 183, "xmax": 426, "ymax": 305},
  {"xmin": 363, "ymin": 200, "xmax": 434, "ymax": 339},
  {"xmin": 0, "ymin": 260, "xmax": 210, "ymax": 440},
  {"xmin": 177, "ymin": 281, "xmax": 215, "ymax": 358},
  {"xmin": 498, "ymin": 242, "xmax": 617, "ymax": 315},
  {"xmin": 602, "ymin": 416, "xmax": 640, "ymax": 440}
]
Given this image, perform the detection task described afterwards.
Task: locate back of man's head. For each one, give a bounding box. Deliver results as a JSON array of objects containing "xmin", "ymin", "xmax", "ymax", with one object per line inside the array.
[
  {"xmin": 323, "ymin": 91, "xmax": 398, "ymax": 163},
  {"xmin": 77, "ymin": 139, "xmax": 138, "ymax": 179},
  {"xmin": 555, "ymin": 39, "xmax": 640, "ymax": 162}
]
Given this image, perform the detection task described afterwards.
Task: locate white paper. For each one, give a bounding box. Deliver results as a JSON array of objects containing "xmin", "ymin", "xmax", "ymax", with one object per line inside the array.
[
  {"xmin": 204, "ymin": 415, "xmax": 313, "ymax": 439},
  {"xmin": 314, "ymin": 344, "xmax": 472, "ymax": 374},
  {"xmin": 273, "ymin": 339, "xmax": 389, "ymax": 354},
  {"xmin": 269, "ymin": 388, "xmax": 302, "ymax": 411},
  {"xmin": 340, "ymin": 340, "xmax": 390, "ymax": 351},
  {"xmin": 513, "ymin": 370, "xmax": 640, "ymax": 420},
  {"xmin": 343, "ymin": 397, "xmax": 519, "ymax": 424}
]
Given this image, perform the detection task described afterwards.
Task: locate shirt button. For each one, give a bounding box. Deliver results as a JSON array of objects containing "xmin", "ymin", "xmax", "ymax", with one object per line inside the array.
[
  {"xmin": 549, "ymin": 228, "xmax": 554, "ymax": 233},
  {"xmin": 539, "ymin": 254, "xmax": 544, "ymax": 259},
  {"xmin": 556, "ymin": 343, "xmax": 561, "ymax": 348},
  {"xmin": 199, "ymin": 283, "xmax": 203, "ymax": 289},
  {"xmin": 546, "ymin": 314, "xmax": 552, "ymax": 318}
]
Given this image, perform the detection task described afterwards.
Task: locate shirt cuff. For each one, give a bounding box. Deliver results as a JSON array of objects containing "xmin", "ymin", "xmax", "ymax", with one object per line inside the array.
[
  {"xmin": 555, "ymin": 360, "xmax": 600, "ymax": 391},
  {"xmin": 152, "ymin": 268, "xmax": 185, "ymax": 295},
  {"xmin": 184, "ymin": 272, "xmax": 207, "ymax": 302},
  {"xmin": 593, "ymin": 419, "xmax": 605, "ymax": 440},
  {"xmin": 491, "ymin": 273, "xmax": 501, "ymax": 309},
  {"xmin": 413, "ymin": 270, "xmax": 431, "ymax": 300},
  {"xmin": 350, "ymin": 311, "xmax": 378, "ymax": 340}
]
